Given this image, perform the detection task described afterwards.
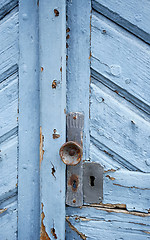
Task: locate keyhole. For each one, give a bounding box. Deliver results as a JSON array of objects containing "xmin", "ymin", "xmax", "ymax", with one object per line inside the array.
[
  {"xmin": 90, "ymin": 176, "xmax": 95, "ymax": 187},
  {"xmin": 73, "ymin": 180, "xmax": 77, "ymax": 189}
]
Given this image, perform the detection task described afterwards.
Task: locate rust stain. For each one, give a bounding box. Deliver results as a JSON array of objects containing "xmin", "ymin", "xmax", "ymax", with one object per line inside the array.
[
  {"xmin": 103, "ymin": 150, "xmax": 113, "ymax": 157},
  {"xmin": 73, "ymin": 116, "xmax": 77, "ymax": 120},
  {"xmin": 115, "ymin": 90, "xmax": 119, "ymax": 94},
  {"xmin": 106, "ymin": 175, "xmax": 115, "ymax": 181},
  {"xmin": 66, "ymin": 34, "xmax": 70, "ymax": 39},
  {"xmin": 60, "ymin": 67, "xmax": 62, "ymax": 72},
  {"xmin": 66, "ymin": 217, "xmax": 87, "ymax": 240},
  {"xmin": 104, "ymin": 169, "xmax": 116, "ymax": 173},
  {"xmin": 102, "ymin": 29, "xmax": 106, "ymax": 34},
  {"xmin": 0, "ymin": 208, "xmax": 7, "ymax": 214},
  {"xmin": 66, "ymin": 43, "xmax": 69, "ymax": 48},
  {"xmin": 143, "ymin": 231, "xmax": 150, "ymax": 234},
  {"xmin": 88, "ymin": 51, "xmax": 91, "ymax": 60},
  {"xmin": 40, "ymin": 203, "xmax": 51, "ymax": 240},
  {"xmin": 52, "ymin": 80, "xmax": 57, "ymax": 89},
  {"xmin": 37, "ymin": 0, "xmax": 39, "ymax": 6},
  {"xmin": 40, "ymin": 127, "xmax": 44, "ymax": 166},
  {"xmin": 54, "ymin": 9, "xmax": 59, "ymax": 17},
  {"xmin": 51, "ymin": 228, "xmax": 57, "ymax": 239},
  {"xmin": 64, "ymin": 108, "xmax": 66, "ymax": 114},
  {"xmin": 68, "ymin": 174, "xmax": 79, "ymax": 192},
  {"xmin": 41, "ymin": 67, "xmax": 44, "ymax": 72},
  {"xmin": 66, "ymin": 55, "xmax": 68, "ymax": 61},
  {"xmin": 66, "ymin": 27, "xmax": 70, "ymax": 33},
  {"xmin": 53, "ymin": 129, "xmax": 60, "ymax": 139}
]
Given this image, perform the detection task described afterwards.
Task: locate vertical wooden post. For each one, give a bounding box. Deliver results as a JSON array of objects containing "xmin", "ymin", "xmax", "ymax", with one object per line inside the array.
[
  {"xmin": 39, "ymin": 0, "xmax": 66, "ymax": 239},
  {"xmin": 18, "ymin": 0, "xmax": 40, "ymax": 239}
]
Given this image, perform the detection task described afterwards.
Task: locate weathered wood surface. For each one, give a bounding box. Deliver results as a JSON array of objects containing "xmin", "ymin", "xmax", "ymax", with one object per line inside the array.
[
  {"xmin": 0, "ymin": 8, "xmax": 18, "ymax": 79},
  {"xmin": 18, "ymin": 0, "xmax": 40, "ymax": 239},
  {"xmin": 0, "ymin": 200, "xmax": 17, "ymax": 240},
  {"xmin": 0, "ymin": 0, "xmax": 18, "ymax": 20},
  {"xmin": 92, "ymin": 0, "xmax": 150, "ymax": 44},
  {"xmin": 66, "ymin": 206, "xmax": 150, "ymax": 240},
  {"xmin": 66, "ymin": 0, "xmax": 91, "ymax": 160},
  {"xmin": 91, "ymin": 12, "xmax": 150, "ymax": 113},
  {"xmin": 39, "ymin": 0, "xmax": 66, "ymax": 239},
  {"xmin": 0, "ymin": 3, "xmax": 18, "ymax": 239},
  {"xmin": 90, "ymin": 82, "xmax": 150, "ymax": 173}
]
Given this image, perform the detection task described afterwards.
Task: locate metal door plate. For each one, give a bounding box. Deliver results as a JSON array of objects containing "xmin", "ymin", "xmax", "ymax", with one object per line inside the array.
[{"xmin": 83, "ymin": 162, "xmax": 103, "ymax": 204}]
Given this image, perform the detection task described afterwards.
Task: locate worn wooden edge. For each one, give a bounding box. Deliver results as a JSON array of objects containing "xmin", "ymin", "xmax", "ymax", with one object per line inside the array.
[{"xmin": 39, "ymin": 0, "xmax": 66, "ymax": 239}]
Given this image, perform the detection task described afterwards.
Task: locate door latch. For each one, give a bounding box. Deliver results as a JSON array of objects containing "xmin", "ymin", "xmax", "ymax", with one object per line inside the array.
[{"xmin": 59, "ymin": 112, "xmax": 103, "ymax": 207}]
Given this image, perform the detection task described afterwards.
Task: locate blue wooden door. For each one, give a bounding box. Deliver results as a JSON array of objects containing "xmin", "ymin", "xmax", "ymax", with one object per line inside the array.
[
  {"xmin": 66, "ymin": 0, "xmax": 150, "ymax": 239},
  {"xmin": 0, "ymin": 0, "xmax": 150, "ymax": 240}
]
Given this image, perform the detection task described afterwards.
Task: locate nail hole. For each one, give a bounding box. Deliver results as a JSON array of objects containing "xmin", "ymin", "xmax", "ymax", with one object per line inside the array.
[{"xmin": 90, "ymin": 176, "xmax": 95, "ymax": 187}]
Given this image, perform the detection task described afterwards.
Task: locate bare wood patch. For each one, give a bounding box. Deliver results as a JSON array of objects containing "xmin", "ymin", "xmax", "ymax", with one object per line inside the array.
[
  {"xmin": 40, "ymin": 127, "xmax": 44, "ymax": 166},
  {"xmin": 40, "ymin": 203, "xmax": 51, "ymax": 240},
  {"xmin": 66, "ymin": 217, "xmax": 87, "ymax": 240}
]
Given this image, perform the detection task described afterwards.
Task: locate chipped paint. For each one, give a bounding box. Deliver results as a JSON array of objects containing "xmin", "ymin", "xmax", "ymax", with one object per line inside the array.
[
  {"xmin": 54, "ymin": 9, "xmax": 59, "ymax": 17},
  {"xmin": 66, "ymin": 217, "xmax": 87, "ymax": 240},
  {"xmin": 52, "ymin": 129, "xmax": 60, "ymax": 139},
  {"xmin": 106, "ymin": 175, "xmax": 115, "ymax": 180},
  {"xmin": 51, "ymin": 228, "xmax": 57, "ymax": 239},
  {"xmin": 40, "ymin": 203, "xmax": 51, "ymax": 240},
  {"xmin": 0, "ymin": 208, "xmax": 7, "ymax": 214},
  {"xmin": 40, "ymin": 127, "xmax": 44, "ymax": 166},
  {"xmin": 52, "ymin": 80, "xmax": 57, "ymax": 89}
]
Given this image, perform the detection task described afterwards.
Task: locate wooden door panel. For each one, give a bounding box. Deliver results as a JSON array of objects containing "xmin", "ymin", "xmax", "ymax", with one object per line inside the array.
[
  {"xmin": 0, "ymin": 2, "xmax": 18, "ymax": 239},
  {"xmin": 92, "ymin": 0, "xmax": 150, "ymax": 44},
  {"xmin": 90, "ymin": 82, "xmax": 150, "ymax": 173},
  {"xmin": 66, "ymin": 1, "xmax": 150, "ymax": 239},
  {"xmin": 66, "ymin": 207, "xmax": 150, "ymax": 240},
  {"xmin": 91, "ymin": 12, "xmax": 150, "ymax": 113}
]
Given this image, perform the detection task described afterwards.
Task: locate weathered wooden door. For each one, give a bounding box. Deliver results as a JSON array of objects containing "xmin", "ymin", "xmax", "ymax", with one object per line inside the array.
[
  {"xmin": 65, "ymin": 0, "xmax": 150, "ymax": 239},
  {"xmin": 0, "ymin": 0, "xmax": 150, "ymax": 240}
]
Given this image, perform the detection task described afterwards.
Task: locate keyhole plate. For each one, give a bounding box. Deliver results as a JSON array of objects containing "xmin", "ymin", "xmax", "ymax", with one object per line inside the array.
[{"xmin": 83, "ymin": 162, "xmax": 103, "ymax": 204}]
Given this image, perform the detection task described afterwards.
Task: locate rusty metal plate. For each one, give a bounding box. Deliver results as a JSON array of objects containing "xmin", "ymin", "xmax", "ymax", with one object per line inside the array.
[
  {"xmin": 83, "ymin": 162, "xmax": 103, "ymax": 204},
  {"xmin": 66, "ymin": 112, "xmax": 84, "ymax": 207}
]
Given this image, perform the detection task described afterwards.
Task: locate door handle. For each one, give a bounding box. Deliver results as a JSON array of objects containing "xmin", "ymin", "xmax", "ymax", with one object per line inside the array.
[{"xmin": 59, "ymin": 141, "xmax": 83, "ymax": 165}]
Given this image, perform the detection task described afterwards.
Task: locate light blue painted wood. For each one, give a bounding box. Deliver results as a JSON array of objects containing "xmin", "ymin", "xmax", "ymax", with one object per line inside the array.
[
  {"xmin": 18, "ymin": 0, "xmax": 40, "ymax": 239},
  {"xmin": 0, "ymin": 0, "xmax": 18, "ymax": 20},
  {"xmin": 66, "ymin": 0, "xmax": 91, "ymax": 160},
  {"xmin": 92, "ymin": 0, "xmax": 150, "ymax": 44},
  {"xmin": 39, "ymin": 0, "xmax": 66, "ymax": 239},
  {"xmin": 66, "ymin": 207, "xmax": 150, "ymax": 240},
  {"xmin": 0, "ymin": 7, "xmax": 18, "ymax": 82},
  {"xmin": 90, "ymin": 82, "xmax": 150, "ymax": 172},
  {"xmin": 0, "ymin": 201, "xmax": 17, "ymax": 240},
  {"xmin": 91, "ymin": 12, "xmax": 150, "ymax": 113},
  {"xmin": 0, "ymin": 3, "xmax": 18, "ymax": 239}
]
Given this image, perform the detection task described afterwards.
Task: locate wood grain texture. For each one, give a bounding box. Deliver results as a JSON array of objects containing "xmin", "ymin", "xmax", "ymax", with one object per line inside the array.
[
  {"xmin": 66, "ymin": 206, "xmax": 150, "ymax": 240},
  {"xmin": 0, "ymin": 136, "xmax": 17, "ymax": 198},
  {"xmin": 0, "ymin": 8, "xmax": 18, "ymax": 78},
  {"xmin": 0, "ymin": 4, "xmax": 18, "ymax": 239},
  {"xmin": 91, "ymin": 12, "xmax": 150, "ymax": 113},
  {"xmin": 92, "ymin": 0, "xmax": 150, "ymax": 44},
  {"xmin": 90, "ymin": 82, "xmax": 150, "ymax": 173},
  {"xmin": 18, "ymin": 0, "xmax": 40, "ymax": 239},
  {"xmin": 0, "ymin": 0, "xmax": 18, "ymax": 20},
  {"xmin": 66, "ymin": 0, "xmax": 91, "ymax": 160},
  {"xmin": 0, "ymin": 73, "xmax": 18, "ymax": 137},
  {"xmin": 39, "ymin": 0, "xmax": 66, "ymax": 239},
  {"xmin": 0, "ymin": 200, "xmax": 17, "ymax": 240}
]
